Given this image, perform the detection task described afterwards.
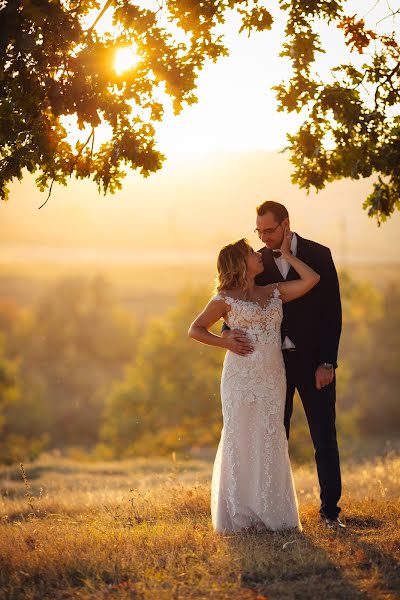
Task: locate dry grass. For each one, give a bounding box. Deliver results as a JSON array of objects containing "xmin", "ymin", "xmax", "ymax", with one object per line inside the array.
[{"xmin": 0, "ymin": 454, "xmax": 399, "ymax": 600}]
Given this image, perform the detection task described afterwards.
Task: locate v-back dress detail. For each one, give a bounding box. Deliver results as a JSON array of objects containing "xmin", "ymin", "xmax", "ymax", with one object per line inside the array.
[{"xmin": 211, "ymin": 287, "xmax": 301, "ymax": 533}]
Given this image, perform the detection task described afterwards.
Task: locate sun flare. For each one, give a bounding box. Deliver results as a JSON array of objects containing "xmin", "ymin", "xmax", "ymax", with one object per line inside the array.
[{"xmin": 114, "ymin": 47, "xmax": 141, "ymax": 75}]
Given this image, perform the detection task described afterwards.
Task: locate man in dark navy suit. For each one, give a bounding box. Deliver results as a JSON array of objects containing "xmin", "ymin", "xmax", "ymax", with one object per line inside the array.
[{"xmin": 222, "ymin": 200, "xmax": 344, "ymax": 528}]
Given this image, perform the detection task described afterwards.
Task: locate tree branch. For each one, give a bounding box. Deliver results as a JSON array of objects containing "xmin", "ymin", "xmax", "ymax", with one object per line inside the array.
[
  {"xmin": 69, "ymin": 127, "xmax": 95, "ymax": 175},
  {"xmin": 38, "ymin": 177, "xmax": 55, "ymax": 210},
  {"xmin": 376, "ymin": 6, "xmax": 400, "ymax": 25},
  {"xmin": 86, "ymin": 0, "xmax": 114, "ymax": 34}
]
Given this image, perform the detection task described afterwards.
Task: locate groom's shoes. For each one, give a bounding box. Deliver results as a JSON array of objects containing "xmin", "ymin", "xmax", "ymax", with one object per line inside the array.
[{"xmin": 321, "ymin": 515, "xmax": 346, "ymax": 529}]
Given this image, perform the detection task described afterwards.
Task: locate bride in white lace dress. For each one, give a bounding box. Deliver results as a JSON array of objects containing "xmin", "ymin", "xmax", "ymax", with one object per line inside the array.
[{"xmin": 188, "ymin": 228, "xmax": 320, "ymax": 533}]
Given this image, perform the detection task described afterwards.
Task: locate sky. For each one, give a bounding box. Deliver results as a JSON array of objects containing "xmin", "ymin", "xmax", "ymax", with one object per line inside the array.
[
  {"xmin": 154, "ymin": 0, "xmax": 400, "ymax": 155},
  {"xmin": 1, "ymin": 0, "xmax": 399, "ymax": 266},
  {"xmin": 64, "ymin": 0, "xmax": 400, "ymax": 156}
]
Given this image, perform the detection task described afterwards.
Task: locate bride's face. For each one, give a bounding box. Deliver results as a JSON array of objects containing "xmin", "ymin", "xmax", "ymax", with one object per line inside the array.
[{"xmin": 246, "ymin": 248, "xmax": 264, "ymax": 276}]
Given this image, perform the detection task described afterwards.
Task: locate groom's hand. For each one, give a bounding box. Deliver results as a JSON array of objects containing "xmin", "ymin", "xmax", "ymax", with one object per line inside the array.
[
  {"xmin": 315, "ymin": 365, "xmax": 334, "ymax": 390},
  {"xmin": 221, "ymin": 329, "xmax": 254, "ymax": 355}
]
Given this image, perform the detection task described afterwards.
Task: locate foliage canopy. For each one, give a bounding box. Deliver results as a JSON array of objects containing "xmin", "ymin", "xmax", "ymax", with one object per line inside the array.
[{"xmin": 1, "ymin": 0, "xmax": 399, "ymax": 220}]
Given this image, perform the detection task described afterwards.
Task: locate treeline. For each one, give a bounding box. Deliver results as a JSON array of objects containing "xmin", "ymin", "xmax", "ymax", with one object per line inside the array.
[
  {"xmin": 0, "ymin": 275, "xmax": 139, "ymax": 462},
  {"xmin": 0, "ymin": 272, "xmax": 399, "ymax": 464}
]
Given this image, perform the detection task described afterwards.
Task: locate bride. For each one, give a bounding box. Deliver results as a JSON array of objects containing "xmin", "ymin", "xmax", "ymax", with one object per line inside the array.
[{"xmin": 188, "ymin": 227, "xmax": 320, "ymax": 533}]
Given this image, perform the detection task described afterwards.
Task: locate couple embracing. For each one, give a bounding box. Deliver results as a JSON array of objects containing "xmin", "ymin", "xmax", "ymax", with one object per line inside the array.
[{"xmin": 189, "ymin": 201, "xmax": 344, "ymax": 533}]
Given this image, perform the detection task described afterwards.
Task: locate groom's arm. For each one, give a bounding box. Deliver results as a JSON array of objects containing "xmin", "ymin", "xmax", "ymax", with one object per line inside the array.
[{"xmin": 316, "ymin": 248, "xmax": 342, "ymax": 369}]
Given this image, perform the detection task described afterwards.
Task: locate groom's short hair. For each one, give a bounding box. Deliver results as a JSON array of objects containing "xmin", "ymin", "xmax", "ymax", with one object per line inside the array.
[{"xmin": 256, "ymin": 201, "xmax": 289, "ymax": 222}]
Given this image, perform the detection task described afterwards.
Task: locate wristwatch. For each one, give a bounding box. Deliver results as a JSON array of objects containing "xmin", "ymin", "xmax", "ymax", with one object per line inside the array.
[{"xmin": 320, "ymin": 362, "xmax": 334, "ymax": 369}]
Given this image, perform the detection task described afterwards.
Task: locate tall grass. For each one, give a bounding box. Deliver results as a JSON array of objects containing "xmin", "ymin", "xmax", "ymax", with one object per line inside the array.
[{"xmin": 0, "ymin": 454, "xmax": 399, "ymax": 599}]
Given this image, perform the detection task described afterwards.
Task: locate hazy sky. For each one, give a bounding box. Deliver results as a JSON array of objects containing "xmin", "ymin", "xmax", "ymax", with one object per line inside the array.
[
  {"xmin": 69, "ymin": 0, "xmax": 399, "ymax": 155},
  {"xmin": 155, "ymin": 0, "xmax": 399, "ymax": 155},
  {"xmin": 2, "ymin": 150, "xmax": 400, "ymax": 265},
  {"xmin": 1, "ymin": 1, "xmax": 399, "ymax": 266}
]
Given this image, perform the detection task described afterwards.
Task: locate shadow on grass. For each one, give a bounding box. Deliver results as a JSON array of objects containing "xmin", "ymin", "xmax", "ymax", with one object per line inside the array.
[
  {"xmin": 344, "ymin": 515, "xmax": 383, "ymax": 529},
  {"xmin": 336, "ymin": 523, "xmax": 400, "ymax": 596},
  {"xmin": 1, "ymin": 460, "xmax": 207, "ymax": 481},
  {"xmin": 0, "ymin": 485, "xmax": 45, "ymax": 500},
  {"xmin": 225, "ymin": 507, "xmax": 399, "ymax": 600},
  {"xmin": 2, "ymin": 506, "xmax": 53, "ymax": 522},
  {"xmin": 4, "ymin": 465, "xmax": 131, "ymax": 481},
  {"xmin": 225, "ymin": 527, "xmax": 371, "ymax": 600},
  {"xmin": 4, "ymin": 465, "xmax": 85, "ymax": 480}
]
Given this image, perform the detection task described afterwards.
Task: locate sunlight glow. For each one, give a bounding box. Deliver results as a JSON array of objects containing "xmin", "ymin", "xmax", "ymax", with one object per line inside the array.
[{"xmin": 114, "ymin": 47, "xmax": 141, "ymax": 75}]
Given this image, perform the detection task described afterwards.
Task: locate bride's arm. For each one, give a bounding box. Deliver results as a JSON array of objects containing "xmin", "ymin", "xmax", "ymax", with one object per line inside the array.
[
  {"xmin": 278, "ymin": 258, "xmax": 320, "ymax": 303},
  {"xmin": 188, "ymin": 298, "xmax": 229, "ymax": 348},
  {"xmin": 276, "ymin": 227, "xmax": 320, "ymax": 303},
  {"xmin": 189, "ymin": 298, "xmax": 252, "ymax": 355}
]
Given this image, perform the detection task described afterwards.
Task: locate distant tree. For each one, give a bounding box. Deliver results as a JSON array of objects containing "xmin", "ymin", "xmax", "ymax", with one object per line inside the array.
[
  {"xmin": 0, "ymin": 333, "xmax": 48, "ymax": 463},
  {"xmin": 359, "ymin": 283, "xmax": 400, "ymax": 434},
  {"xmin": 0, "ymin": 300, "xmax": 53, "ymax": 443},
  {"xmin": 101, "ymin": 287, "xmax": 224, "ymax": 456},
  {"xmin": 0, "ymin": 333, "xmax": 20, "ymax": 434},
  {"xmin": 21, "ymin": 274, "xmax": 139, "ymax": 447},
  {"xmin": 332, "ymin": 273, "xmax": 400, "ymax": 438},
  {"xmin": 1, "ymin": 1, "xmax": 398, "ymax": 220}
]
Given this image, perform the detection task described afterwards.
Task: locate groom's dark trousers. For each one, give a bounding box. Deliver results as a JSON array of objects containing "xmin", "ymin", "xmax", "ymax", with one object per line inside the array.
[
  {"xmin": 283, "ymin": 351, "xmax": 341, "ymax": 519},
  {"xmin": 255, "ymin": 234, "xmax": 342, "ymax": 520}
]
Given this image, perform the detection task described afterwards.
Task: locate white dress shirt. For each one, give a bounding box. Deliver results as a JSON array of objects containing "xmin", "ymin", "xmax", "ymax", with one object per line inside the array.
[{"xmin": 273, "ymin": 233, "xmax": 297, "ymax": 349}]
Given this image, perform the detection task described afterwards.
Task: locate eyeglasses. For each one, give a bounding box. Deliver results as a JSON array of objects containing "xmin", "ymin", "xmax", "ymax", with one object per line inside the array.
[{"xmin": 254, "ymin": 222, "xmax": 282, "ymax": 236}]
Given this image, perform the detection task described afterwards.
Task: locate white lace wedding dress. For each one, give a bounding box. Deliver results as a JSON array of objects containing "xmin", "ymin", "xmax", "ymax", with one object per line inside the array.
[{"xmin": 211, "ymin": 286, "xmax": 301, "ymax": 533}]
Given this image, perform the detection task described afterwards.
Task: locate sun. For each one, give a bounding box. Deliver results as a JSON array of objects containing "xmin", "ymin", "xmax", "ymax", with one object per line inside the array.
[{"xmin": 114, "ymin": 46, "xmax": 141, "ymax": 75}]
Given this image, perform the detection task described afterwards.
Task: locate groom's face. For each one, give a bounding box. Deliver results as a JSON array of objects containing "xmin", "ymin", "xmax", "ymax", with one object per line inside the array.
[{"xmin": 255, "ymin": 212, "xmax": 289, "ymax": 250}]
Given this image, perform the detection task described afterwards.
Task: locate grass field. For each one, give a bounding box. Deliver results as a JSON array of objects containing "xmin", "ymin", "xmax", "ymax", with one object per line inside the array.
[{"xmin": 1, "ymin": 453, "xmax": 399, "ymax": 599}]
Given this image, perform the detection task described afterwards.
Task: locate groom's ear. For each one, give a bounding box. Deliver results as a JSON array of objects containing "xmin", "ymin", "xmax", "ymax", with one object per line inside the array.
[{"xmin": 282, "ymin": 217, "xmax": 290, "ymax": 229}]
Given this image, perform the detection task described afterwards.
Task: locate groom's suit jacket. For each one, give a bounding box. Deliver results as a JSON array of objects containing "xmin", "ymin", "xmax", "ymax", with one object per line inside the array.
[{"xmin": 255, "ymin": 234, "xmax": 342, "ymax": 369}]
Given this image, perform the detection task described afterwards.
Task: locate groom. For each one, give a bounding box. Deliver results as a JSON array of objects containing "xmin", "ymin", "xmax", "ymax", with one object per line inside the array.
[{"xmin": 223, "ymin": 200, "xmax": 344, "ymax": 528}]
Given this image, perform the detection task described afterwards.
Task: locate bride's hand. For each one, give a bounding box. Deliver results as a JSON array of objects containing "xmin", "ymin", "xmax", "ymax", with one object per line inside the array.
[{"xmin": 280, "ymin": 226, "xmax": 292, "ymax": 256}]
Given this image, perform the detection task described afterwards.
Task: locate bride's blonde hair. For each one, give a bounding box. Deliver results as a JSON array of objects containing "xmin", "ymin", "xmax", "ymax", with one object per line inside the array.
[{"xmin": 216, "ymin": 238, "xmax": 251, "ymax": 293}]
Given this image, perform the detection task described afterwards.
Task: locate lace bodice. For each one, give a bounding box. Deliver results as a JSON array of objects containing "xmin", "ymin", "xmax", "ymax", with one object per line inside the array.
[{"xmin": 213, "ymin": 285, "xmax": 282, "ymax": 346}]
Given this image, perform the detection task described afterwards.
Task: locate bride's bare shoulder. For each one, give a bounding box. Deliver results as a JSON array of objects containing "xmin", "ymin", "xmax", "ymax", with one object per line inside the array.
[
  {"xmin": 212, "ymin": 288, "xmax": 243, "ymax": 310},
  {"xmin": 222, "ymin": 288, "xmax": 245, "ymax": 299},
  {"xmin": 214, "ymin": 288, "xmax": 243, "ymax": 300},
  {"xmin": 256, "ymin": 283, "xmax": 281, "ymax": 298}
]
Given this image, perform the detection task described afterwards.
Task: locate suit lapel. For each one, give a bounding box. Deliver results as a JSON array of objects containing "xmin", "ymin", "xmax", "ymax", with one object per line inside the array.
[
  {"xmin": 295, "ymin": 233, "xmax": 307, "ymax": 259},
  {"xmin": 286, "ymin": 233, "xmax": 307, "ymax": 281}
]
